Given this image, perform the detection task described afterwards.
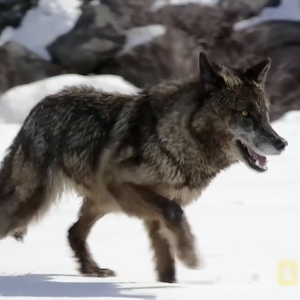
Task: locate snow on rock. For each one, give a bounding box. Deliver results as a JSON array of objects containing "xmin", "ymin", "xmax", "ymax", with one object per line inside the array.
[
  {"xmin": 152, "ymin": 0, "xmax": 218, "ymax": 11},
  {"xmin": 0, "ymin": 0, "xmax": 166, "ymax": 64},
  {"xmin": 0, "ymin": 74, "xmax": 140, "ymax": 124},
  {"xmin": 0, "ymin": 0, "xmax": 82, "ymax": 60},
  {"xmin": 47, "ymin": 2, "xmax": 126, "ymax": 74},
  {"xmin": 120, "ymin": 25, "xmax": 167, "ymax": 55},
  {"xmin": 234, "ymin": 0, "xmax": 300, "ymax": 31}
]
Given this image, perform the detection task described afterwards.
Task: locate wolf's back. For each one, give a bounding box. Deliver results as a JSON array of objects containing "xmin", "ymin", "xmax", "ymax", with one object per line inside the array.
[{"xmin": 0, "ymin": 85, "xmax": 132, "ymax": 242}]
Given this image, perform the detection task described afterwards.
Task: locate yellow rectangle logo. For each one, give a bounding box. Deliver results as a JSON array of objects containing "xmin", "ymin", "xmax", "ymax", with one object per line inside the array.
[{"xmin": 277, "ymin": 260, "xmax": 298, "ymax": 286}]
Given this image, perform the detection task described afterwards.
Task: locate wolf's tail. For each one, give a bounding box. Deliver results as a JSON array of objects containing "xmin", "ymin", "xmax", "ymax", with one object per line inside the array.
[{"xmin": 0, "ymin": 128, "xmax": 63, "ymax": 242}]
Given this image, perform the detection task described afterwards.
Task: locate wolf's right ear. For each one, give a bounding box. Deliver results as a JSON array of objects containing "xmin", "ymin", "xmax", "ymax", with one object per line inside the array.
[
  {"xmin": 199, "ymin": 52, "xmax": 224, "ymax": 92},
  {"xmin": 245, "ymin": 58, "xmax": 271, "ymax": 85}
]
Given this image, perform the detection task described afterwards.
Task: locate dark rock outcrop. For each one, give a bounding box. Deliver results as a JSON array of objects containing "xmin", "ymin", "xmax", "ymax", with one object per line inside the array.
[
  {"xmin": 99, "ymin": 28, "xmax": 199, "ymax": 89},
  {"xmin": 0, "ymin": 41, "xmax": 61, "ymax": 93},
  {"xmin": 99, "ymin": 1, "xmax": 300, "ymax": 121},
  {"xmin": 237, "ymin": 21, "xmax": 300, "ymax": 121},
  {"xmin": 47, "ymin": 2, "xmax": 126, "ymax": 74},
  {"xmin": 0, "ymin": 0, "xmax": 38, "ymax": 34}
]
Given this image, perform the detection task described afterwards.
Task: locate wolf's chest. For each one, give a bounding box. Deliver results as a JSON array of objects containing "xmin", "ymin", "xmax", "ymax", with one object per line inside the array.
[{"xmin": 148, "ymin": 184, "xmax": 203, "ymax": 206}]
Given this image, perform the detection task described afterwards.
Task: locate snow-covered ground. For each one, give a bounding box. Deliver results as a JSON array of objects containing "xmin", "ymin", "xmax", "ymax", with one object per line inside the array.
[{"xmin": 0, "ymin": 75, "xmax": 300, "ymax": 299}]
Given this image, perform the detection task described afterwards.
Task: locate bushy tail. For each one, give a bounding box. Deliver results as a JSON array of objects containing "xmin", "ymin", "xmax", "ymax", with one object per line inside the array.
[{"xmin": 0, "ymin": 129, "xmax": 62, "ymax": 242}]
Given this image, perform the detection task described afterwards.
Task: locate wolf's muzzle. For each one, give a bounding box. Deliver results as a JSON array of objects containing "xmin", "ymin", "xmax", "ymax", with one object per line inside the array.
[{"xmin": 273, "ymin": 137, "xmax": 288, "ymax": 152}]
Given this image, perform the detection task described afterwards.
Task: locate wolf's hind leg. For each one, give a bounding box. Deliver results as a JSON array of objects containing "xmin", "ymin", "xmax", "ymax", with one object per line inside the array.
[
  {"xmin": 144, "ymin": 219, "xmax": 176, "ymax": 283},
  {"xmin": 0, "ymin": 183, "xmax": 57, "ymax": 242},
  {"xmin": 68, "ymin": 197, "xmax": 116, "ymax": 277},
  {"xmin": 0, "ymin": 153, "xmax": 59, "ymax": 242}
]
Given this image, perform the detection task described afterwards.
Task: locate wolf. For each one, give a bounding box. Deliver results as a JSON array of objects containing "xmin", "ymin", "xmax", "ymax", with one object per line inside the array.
[{"xmin": 0, "ymin": 52, "xmax": 287, "ymax": 283}]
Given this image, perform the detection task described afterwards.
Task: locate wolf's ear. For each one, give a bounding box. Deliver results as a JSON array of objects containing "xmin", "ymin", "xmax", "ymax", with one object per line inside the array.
[
  {"xmin": 199, "ymin": 52, "xmax": 224, "ymax": 92},
  {"xmin": 245, "ymin": 58, "xmax": 271, "ymax": 85}
]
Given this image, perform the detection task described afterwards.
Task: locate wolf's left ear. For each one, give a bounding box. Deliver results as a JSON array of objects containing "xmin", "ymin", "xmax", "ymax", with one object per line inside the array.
[
  {"xmin": 199, "ymin": 52, "xmax": 224, "ymax": 92},
  {"xmin": 245, "ymin": 58, "xmax": 271, "ymax": 85}
]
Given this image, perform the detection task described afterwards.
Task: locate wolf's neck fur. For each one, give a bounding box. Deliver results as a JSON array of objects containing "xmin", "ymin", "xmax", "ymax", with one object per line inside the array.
[{"xmin": 127, "ymin": 74, "xmax": 235, "ymax": 190}]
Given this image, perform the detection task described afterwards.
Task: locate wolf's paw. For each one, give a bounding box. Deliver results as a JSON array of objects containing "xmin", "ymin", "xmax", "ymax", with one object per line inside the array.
[
  {"xmin": 158, "ymin": 270, "xmax": 177, "ymax": 283},
  {"xmin": 80, "ymin": 266, "xmax": 116, "ymax": 278},
  {"xmin": 177, "ymin": 243, "xmax": 200, "ymax": 269},
  {"xmin": 173, "ymin": 219, "xmax": 200, "ymax": 269},
  {"xmin": 12, "ymin": 229, "xmax": 27, "ymax": 243}
]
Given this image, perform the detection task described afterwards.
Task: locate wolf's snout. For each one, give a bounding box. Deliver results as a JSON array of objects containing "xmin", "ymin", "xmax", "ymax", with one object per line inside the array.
[{"xmin": 273, "ymin": 137, "xmax": 288, "ymax": 152}]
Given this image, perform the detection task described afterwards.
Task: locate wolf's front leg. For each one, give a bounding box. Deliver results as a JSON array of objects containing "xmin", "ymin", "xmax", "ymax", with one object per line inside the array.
[
  {"xmin": 129, "ymin": 184, "xmax": 199, "ymax": 271},
  {"xmin": 109, "ymin": 183, "xmax": 199, "ymax": 277},
  {"xmin": 144, "ymin": 219, "xmax": 176, "ymax": 283}
]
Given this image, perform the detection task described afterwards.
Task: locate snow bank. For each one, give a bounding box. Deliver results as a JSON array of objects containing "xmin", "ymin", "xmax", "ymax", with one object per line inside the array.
[
  {"xmin": 0, "ymin": 74, "xmax": 140, "ymax": 124},
  {"xmin": 0, "ymin": 0, "xmax": 82, "ymax": 60}
]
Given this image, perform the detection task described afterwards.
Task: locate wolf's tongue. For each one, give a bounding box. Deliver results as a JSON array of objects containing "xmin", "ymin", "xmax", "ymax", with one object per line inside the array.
[
  {"xmin": 257, "ymin": 155, "xmax": 267, "ymax": 167},
  {"xmin": 248, "ymin": 148, "xmax": 267, "ymax": 167}
]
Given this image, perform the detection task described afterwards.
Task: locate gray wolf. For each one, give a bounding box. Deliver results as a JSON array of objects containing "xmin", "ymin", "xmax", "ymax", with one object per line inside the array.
[{"xmin": 0, "ymin": 52, "xmax": 287, "ymax": 283}]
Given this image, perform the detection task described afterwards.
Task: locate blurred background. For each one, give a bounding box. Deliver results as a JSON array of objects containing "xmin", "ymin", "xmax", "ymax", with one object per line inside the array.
[{"xmin": 0, "ymin": 0, "xmax": 300, "ymax": 122}]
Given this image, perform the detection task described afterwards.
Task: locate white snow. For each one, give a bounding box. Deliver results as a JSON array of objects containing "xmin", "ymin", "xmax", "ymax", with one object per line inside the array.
[
  {"xmin": 0, "ymin": 0, "xmax": 82, "ymax": 60},
  {"xmin": 0, "ymin": 74, "xmax": 140, "ymax": 124},
  {"xmin": 120, "ymin": 25, "xmax": 167, "ymax": 55},
  {"xmin": 152, "ymin": 0, "xmax": 218, "ymax": 11},
  {"xmin": 0, "ymin": 75, "xmax": 300, "ymax": 299},
  {"xmin": 234, "ymin": 0, "xmax": 300, "ymax": 31}
]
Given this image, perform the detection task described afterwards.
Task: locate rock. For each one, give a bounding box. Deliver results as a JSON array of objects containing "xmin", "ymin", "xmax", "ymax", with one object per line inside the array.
[
  {"xmin": 97, "ymin": 3, "xmax": 253, "ymax": 89},
  {"xmin": 266, "ymin": 45, "xmax": 300, "ymax": 121},
  {"xmin": 100, "ymin": 0, "xmax": 156, "ymax": 29},
  {"xmin": 239, "ymin": 21, "xmax": 300, "ymax": 50},
  {"xmin": 239, "ymin": 21, "xmax": 300, "ymax": 121},
  {"xmin": 219, "ymin": 0, "xmax": 281, "ymax": 14},
  {"xmin": 198, "ymin": 19, "xmax": 300, "ymax": 122},
  {"xmin": 0, "ymin": 41, "xmax": 61, "ymax": 93},
  {"xmin": 0, "ymin": 0, "xmax": 38, "ymax": 34},
  {"xmin": 100, "ymin": 0, "xmax": 155, "ymax": 16},
  {"xmin": 154, "ymin": 3, "xmax": 243, "ymax": 43},
  {"xmin": 233, "ymin": 0, "xmax": 300, "ymax": 31},
  {"xmin": 99, "ymin": 28, "xmax": 200, "ymax": 89},
  {"xmin": 47, "ymin": 3, "xmax": 126, "ymax": 74}
]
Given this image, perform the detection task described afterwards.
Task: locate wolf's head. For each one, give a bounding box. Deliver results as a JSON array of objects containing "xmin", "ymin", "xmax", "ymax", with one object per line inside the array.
[{"xmin": 198, "ymin": 52, "xmax": 287, "ymax": 172}]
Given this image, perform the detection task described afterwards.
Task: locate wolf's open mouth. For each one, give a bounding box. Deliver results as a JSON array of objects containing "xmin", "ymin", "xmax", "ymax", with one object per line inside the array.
[{"xmin": 236, "ymin": 140, "xmax": 268, "ymax": 172}]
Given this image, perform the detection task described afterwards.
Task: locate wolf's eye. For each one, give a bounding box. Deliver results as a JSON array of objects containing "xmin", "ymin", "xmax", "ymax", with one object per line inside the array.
[{"xmin": 241, "ymin": 110, "xmax": 248, "ymax": 117}]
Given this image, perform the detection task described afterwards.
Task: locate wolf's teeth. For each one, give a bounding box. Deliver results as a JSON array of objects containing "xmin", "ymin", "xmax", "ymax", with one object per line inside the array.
[{"xmin": 255, "ymin": 160, "xmax": 267, "ymax": 169}]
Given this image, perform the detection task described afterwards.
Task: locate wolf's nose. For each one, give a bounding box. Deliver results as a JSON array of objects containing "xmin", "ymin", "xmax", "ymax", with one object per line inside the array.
[{"xmin": 274, "ymin": 138, "xmax": 288, "ymax": 152}]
